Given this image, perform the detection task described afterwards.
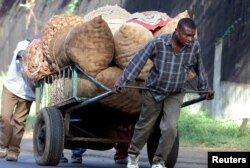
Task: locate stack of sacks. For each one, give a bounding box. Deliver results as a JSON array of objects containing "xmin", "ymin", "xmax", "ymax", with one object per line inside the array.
[
  {"xmin": 22, "ymin": 14, "xmax": 84, "ymax": 81},
  {"xmin": 46, "ymin": 15, "xmax": 115, "ymax": 105},
  {"xmin": 84, "ymin": 5, "xmax": 131, "ymax": 35},
  {"xmin": 78, "ymin": 6, "xmax": 142, "ymax": 115},
  {"xmin": 113, "ymin": 22, "xmax": 153, "ymax": 80},
  {"xmin": 24, "ymin": 6, "xmax": 192, "ymax": 116},
  {"xmin": 101, "ymin": 10, "xmax": 192, "ymax": 114},
  {"xmin": 23, "ymin": 13, "xmax": 116, "ymax": 106},
  {"xmin": 23, "ymin": 39, "xmax": 53, "ymax": 80},
  {"xmin": 42, "ymin": 14, "xmax": 84, "ymax": 71},
  {"xmin": 42, "ymin": 14, "xmax": 115, "ymax": 77},
  {"xmin": 154, "ymin": 10, "xmax": 190, "ymax": 36}
]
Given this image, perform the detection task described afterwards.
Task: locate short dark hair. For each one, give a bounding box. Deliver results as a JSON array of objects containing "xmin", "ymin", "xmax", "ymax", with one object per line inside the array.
[{"xmin": 177, "ymin": 18, "xmax": 196, "ymax": 30}]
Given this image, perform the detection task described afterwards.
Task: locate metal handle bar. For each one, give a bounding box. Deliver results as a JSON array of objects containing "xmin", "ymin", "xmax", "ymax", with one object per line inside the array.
[
  {"xmin": 181, "ymin": 93, "xmax": 213, "ymax": 108},
  {"xmin": 117, "ymin": 85, "xmax": 214, "ymax": 107},
  {"xmin": 118, "ymin": 85, "xmax": 149, "ymax": 90},
  {"xmin": 118, "ymin": 85, "xmax": 212, "ymax": 94}
]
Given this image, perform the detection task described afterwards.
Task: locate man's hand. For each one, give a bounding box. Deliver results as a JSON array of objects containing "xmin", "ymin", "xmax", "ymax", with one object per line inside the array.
[
  {"xmin": 112, "ymin": 81, "xmax": 122, "ymax": 93},
  {"xmin": 205, "ymin": 89, "xmax": 214, "ymax": 100},
  {"xmin": 186, "ymin": 70, "xmax": 196, "ymax": 81},
  {"xmin": 16, "ymin": 50, "xmax": 25, "ymax": 60}
]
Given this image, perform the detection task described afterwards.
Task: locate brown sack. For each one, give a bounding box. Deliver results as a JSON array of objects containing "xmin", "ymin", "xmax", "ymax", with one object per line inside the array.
[
  {"xmin": 65, "ymin": 16, "xmax": 115, "ymax": 77},
  {"xmin": 23, "ymin": 39, "xmax": 53, "ymax": 80},
  {"xmin": 113, "ymin": 22, "xmax": 153, "ymax": 80},
  {"xmin": 42, "ymin": 14, "xmax": 84, "ymax": 71},
  {"xmin": 96, "ymin": 67, "xmax": 142, "ymax": 115},
  {"xmin": 48, "ymin": 26, "xmax": 73, "ymax": 69},
  {"xmin": 49, "ymin": 75, "xmax": 99, "ymax": 106},
  {"xmin": 154, "ymin": 10, "xmax": 190, "ymax": 36},
  {"xmin": 84, "ymin": 5, "xmax": 131, "ymax": 21},
  {"xmin": 105, "ymin": 18, "xmax": 127, "ymax": 35},
  {"xmin": 84, "ymin": 5, "xmax": 131, "ymax": 35},
  {"xmin": 142, "ymin": 11, "xmax": 170, "ymax": 19}
]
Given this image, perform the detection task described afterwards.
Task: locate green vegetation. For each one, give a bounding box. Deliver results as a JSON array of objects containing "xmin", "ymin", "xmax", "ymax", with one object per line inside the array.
[
  {"xmin": 179, "ymin": 107, "xmax": 250, "ymax": 150},
  {"xmin": 65, "ymin": 0, "xmax": 78, "ymax": 14},
  {"xmin": 26, "ymin": 113, "xmax": 36, "ymax": 131}
]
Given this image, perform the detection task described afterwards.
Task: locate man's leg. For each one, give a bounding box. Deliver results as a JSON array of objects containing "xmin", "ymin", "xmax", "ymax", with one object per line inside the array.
[
  {"xmin": 127, "ymin": 91, "xmax": 162, "ymax": 168},
  {"xmin": 128, "ymin": 91, "xmax": 162, "ymax": 154},
  {"xmin": 153, "ymin": 93, "xmax": 184, "ymax": 165},
  {"xmin": 0, "ymin": 86, "xmax": 18, "ymax": 158},
  {"xmin": 114, "ymin": 124, "xmax": 134, "ymax": 164},
  {"xmin": 60, "ymin": 153, "xmax": 68, "ymax": 163},
  {"xmin": 71, "ymin": 148, "xmax": 86, "ymax": 163},
  {"xmin": 7, "ymin": 97, "xmax": 32, "ymax": 161}
]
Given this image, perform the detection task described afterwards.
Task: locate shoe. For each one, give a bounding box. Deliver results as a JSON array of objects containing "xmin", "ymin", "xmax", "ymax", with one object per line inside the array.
[
  {"xmin": 115, "ymin": 157, "xmax": 128, "ymax": 164},
  {"xmin": 71, "ymin": 154, "xmax": 82, "ymax": 164},
  {"xmin": 0, "ymin": 147, "xmax": 7, "ymax": 158},
  {"xmin": 151, "ymin": 162, "xmax": 166, "ymax": 168},
  {"xmin": 60, "ymin": 154, "xmax": 68, "ymax": 163},
  {"xmin": 6, "ymin": 151, "xmax": 18, "ymax": 162},
  {"xmin": 127, "ymin": 153, "xmax": 139, "ymax": 168}
]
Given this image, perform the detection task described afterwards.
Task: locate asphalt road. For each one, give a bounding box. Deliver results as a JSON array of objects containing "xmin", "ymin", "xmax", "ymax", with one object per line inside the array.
[{"xmin": 0, "ymin": 134, "xmax": 208, "ymax": 168}]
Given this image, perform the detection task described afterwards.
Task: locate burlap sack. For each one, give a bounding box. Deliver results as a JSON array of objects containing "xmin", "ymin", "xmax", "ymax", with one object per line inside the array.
[
  {"xmin": 84, "ymin": 5, "xmax": 131, "ymax": 21},
  {"xmin": 142, "ymin": 11, "xmax": 170, "ymax": 19},
  {"xmin": 48, "ymin": 26, "xmax": 73, "ymax": 69},
  {"xmin": 96, "ymin": 67, "xmax": 142, "ymax": 115},
  {"xmin": 23, "ymin": 39, "xmax": 53, "ymax": 80},
  {"xmin": 84, "ymin": 5, "xmax": 131, "ymax": 35},
  {"xmin": 113, "ymin": 22, "xmax": 153, "ymax": 80},
  {"xmin": 154, "ymin": 10, "xmax": 190, "ymax": 36},
  {"xmin": 42, "ymin": 14, "xmax": 84, "ymax": 71},
  {"xmin": 49, "ymin": 75, "xmax": 99, "ymax": 106},
  {"xmin": 105, "ymin": 18, "xmax": 127, "ymax": 35},
  {"xmin": 65, "ymin": 16, "xmax": 115, "ymax": 77}
]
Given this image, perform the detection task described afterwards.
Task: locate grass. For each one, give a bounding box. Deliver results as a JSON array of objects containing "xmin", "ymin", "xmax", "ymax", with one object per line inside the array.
[
  {"xmin": 179, "ymin": 107, "xmax": 250, "ymax": 150},
  {"xmin": 26, "ymin": 111, "xmax": 36, "ymax": 132}
]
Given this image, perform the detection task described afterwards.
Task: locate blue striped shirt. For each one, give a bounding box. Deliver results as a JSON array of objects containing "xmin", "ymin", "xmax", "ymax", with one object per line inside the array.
[{"xmin": 118, "ymin": 33, "xmax": 209, "ymax": 102}]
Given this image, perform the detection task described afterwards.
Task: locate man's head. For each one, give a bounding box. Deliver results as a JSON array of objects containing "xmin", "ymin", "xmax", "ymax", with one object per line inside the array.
[{"xmin": 175, "ymin": 18, "xmax": 196, "ymax": 46}]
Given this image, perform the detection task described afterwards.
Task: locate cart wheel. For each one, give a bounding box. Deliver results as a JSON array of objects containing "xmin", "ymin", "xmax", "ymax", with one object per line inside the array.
[
  {"xmin": 147, "ymin": 127, "xmax": 179, "ymax": 168},
  {"xmin": 33, "ymin": 107, "xmax": 64, "ymax": 166}
]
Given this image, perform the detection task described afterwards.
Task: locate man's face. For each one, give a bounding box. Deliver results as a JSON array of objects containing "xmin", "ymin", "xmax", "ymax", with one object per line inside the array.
[{"xmin": 176, "ymin": 26, "xmax": 196, "ymax": 46}]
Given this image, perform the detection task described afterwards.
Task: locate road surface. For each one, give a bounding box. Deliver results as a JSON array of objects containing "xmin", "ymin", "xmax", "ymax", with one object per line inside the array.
[{"xmin": 0, "ymin": 133, "xmax": 208, "ymax": 168}]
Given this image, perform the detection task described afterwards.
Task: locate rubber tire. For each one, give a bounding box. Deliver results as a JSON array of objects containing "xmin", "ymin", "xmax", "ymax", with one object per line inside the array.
[
  {"xmin": 147, "ymin": 126, "xmax": 179, "ymax": 168},
  {"xmin": 33, "ymin": 107, "xmax": 64, "ymax": 166}
]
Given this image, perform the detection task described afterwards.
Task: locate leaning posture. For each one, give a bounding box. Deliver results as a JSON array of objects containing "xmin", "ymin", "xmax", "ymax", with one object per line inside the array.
[
  {"xmin": 114, "ymin": 18, "xmax": 212, "ymax": 168},
  {"xmin": 0, "ymin": 39, "xmax": 36, "ymax": 161}
]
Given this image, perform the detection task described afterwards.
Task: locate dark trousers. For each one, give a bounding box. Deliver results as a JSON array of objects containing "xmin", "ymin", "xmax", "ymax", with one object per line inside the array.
[
  {"xmin": 128, "ymin": 90, "xmax": 184, "ymax": 162},
  {"xmin": 114, "ymin": 124, "xmax": 134, "ymax": 160}
]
